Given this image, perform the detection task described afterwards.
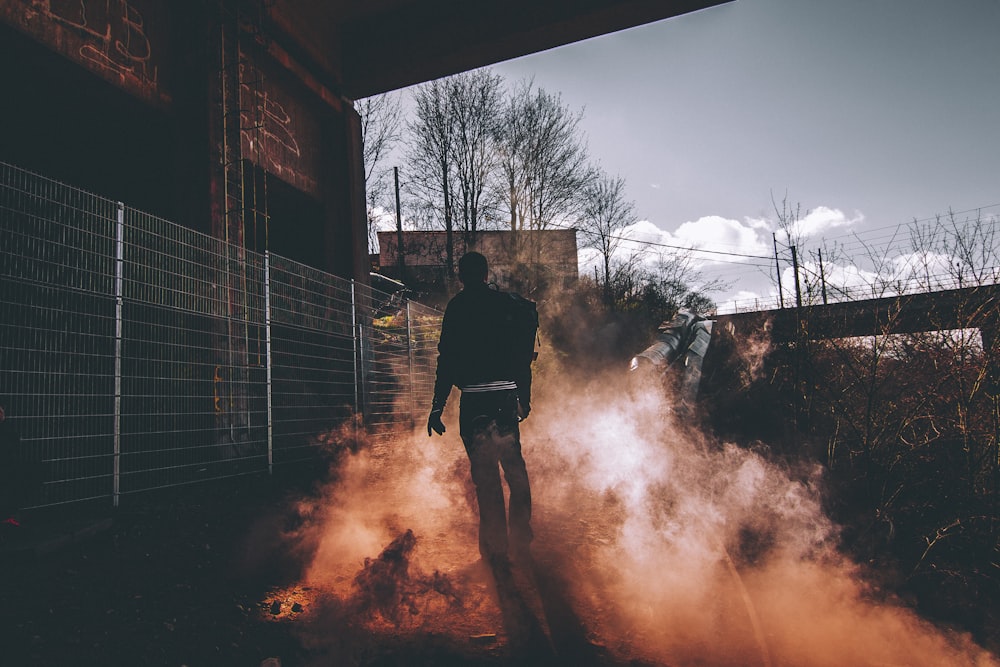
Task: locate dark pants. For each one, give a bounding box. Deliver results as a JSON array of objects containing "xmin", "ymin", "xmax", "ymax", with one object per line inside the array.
[{"xmin": 459, "ymin": 390, "xmax": 533, "ymax": 561}]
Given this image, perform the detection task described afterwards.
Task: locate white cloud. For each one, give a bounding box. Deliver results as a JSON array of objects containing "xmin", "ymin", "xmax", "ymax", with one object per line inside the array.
[
  {"xmin": 776, "ymin": 259, "xmax": 881, "ymax": 304},
  {"xmin": 578, "ymin": 221, "xmax": 659, "ymax": 276},
  {"xmin": 674, "ymin": 216, "xmax": 772, "ymax": 258},
  {"xmin": 779, "ymin": 206, "xmax": 865, "ymax": 241},
  {"xmin": 745, "ymin": 216, "xmax": 773, "ymax": 232},
  {"xmin": 371, "ymin": 207, "xmax": 402, "ymax": 232},
  {"xmin": 578, "ymin": 216, "xmax": 782, "ymax": 308},
  {"xmin": 579, "ymin": 215, "xmax": 780, "ymax": 293},
  {"xmin": 578, "ymin": 246, "xmax": 602, "ymax": 274},
  {"xmin": 573, "ymin": 203, "xmax": 870, "ymax": 311},
  {"xmin": 891, "ymin": 251, "xmax": 954, "ymax": 285}
]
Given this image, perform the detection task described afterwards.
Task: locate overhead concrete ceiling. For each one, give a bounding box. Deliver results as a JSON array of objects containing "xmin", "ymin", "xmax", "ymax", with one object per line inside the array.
[{"xmin": 269, "ymin": 0, "xmax": 734, "ymax": 100}]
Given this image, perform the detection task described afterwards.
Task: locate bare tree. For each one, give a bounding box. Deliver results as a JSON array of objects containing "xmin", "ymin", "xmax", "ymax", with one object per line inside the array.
[
  {"xmin": 910, "ymin": 209, "xmax": 1000, "ymax": 290},
  {"xmin": 448, "ymin": 70, "xmax": 505, "ymax": 241},
  {"xmin": 401, "ymin": 73, "xmax": 598, "ymax": 289},
  {"xmin": 578, "ymin": 172, "xmax": 637, "ymax": 304},
  {"xmin": 771, "ymin": 192, "xmax": 808, "ymax": 307},
  {"xmin": 793, "ymin": 207, "xmax": 1000, "ymax": 597},
  {"xmin": 649, "ymin": 250, "xmax": 725, "ymax": 313},
  {"xmin": 495, "ymin": 81, "xmax": 595, "ymax": 262},
  {"xmin": 406, "ymin": 79, "xmax": 457, "ymax": 277},
  {"xmin": 356, "ymin": 93, "xmax": 402, "ymax": 251},
  {"xmin": 494, "ymin": 78, "xmax": 531, "ymax": 234}
]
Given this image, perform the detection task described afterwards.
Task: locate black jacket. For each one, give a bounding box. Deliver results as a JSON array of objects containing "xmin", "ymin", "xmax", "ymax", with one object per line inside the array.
[{"xmin": 432, "ymin": 282, "xmax": 532, "ymax": 410}]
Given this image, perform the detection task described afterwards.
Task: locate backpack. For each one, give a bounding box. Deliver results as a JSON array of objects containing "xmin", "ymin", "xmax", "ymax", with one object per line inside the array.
[{"xmin": 502, "ymin": 291, "xmax": 539, "ymax": 368}]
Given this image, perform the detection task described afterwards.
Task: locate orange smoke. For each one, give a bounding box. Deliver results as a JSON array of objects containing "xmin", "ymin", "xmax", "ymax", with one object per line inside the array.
[{"xmin": 282, "ymin": 368, "xmax": 998, "ymax": 666}]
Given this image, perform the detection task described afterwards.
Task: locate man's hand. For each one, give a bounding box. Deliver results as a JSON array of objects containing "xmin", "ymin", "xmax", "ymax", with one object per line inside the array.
[{"xmin": 427, "ymin": 409, "xmax": 446, "ymax": 436}]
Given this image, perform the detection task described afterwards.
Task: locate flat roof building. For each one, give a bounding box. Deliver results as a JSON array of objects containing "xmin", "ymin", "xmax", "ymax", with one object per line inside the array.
[{"xmin": 377, "ymin": 229, "xmax": 578, "ymax": 295}]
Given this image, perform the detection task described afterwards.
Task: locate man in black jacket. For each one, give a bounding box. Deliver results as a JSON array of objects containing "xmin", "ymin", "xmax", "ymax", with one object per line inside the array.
[{"xmin": 427, "ymin": 252, "xmax": 533, "ymax": 567}]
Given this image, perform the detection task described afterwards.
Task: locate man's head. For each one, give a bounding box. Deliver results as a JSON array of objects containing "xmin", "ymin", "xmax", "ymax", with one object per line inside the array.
[{"xmin": 458, "ymin": 252, "xmax": 488, "ymax": 285}]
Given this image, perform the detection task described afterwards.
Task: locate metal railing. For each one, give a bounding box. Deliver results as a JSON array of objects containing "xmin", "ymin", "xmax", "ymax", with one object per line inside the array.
[
  {"xmin": 717, "ymin": 267, "xmax": 1000, "ymax": 315},
  {"xmin": 0, "ymin": 162, "xmax": 441, "ymax": 509}
]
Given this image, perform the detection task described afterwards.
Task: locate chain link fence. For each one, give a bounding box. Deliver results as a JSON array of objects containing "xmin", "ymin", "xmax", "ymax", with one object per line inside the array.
[{"xmin": 0, "ymin": 161, "xmax": 441, "ymax": 510}]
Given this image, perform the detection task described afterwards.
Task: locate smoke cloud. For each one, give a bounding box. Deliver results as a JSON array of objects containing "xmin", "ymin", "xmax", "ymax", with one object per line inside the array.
[{"xmin": 279, "ymin": 368, "xmax": 999, "ymax": 666}]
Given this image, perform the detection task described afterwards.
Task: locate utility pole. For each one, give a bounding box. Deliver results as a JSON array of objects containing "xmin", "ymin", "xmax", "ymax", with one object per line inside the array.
[
  {"xmin": 773, "ymin": 233, "xmax": 785, "ymax": 309},
  {"xmin": 394, "ymin": 167, "xmax": 404, "ymax": 281},
  {"xmin": 791, "ymin": 245, "xmax": 803, "ymax": 310},
  {"xmin": 818, "ymin": 248, "xmax": 828, "ymax": 305},
  {"xmin": 789, "ymin": 245, "xmax": 805, "ymax": 433}
]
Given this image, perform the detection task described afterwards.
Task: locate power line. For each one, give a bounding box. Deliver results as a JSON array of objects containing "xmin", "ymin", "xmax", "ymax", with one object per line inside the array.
[
  {"xmin": 615, "ymin": 201, "xmax": 1000, "ymax": 266},
  {"xmin": 708, "ymin": 202, "xmax": 1000, "ymax": 306},
  {"xmin": 793, "ymin": 202, "xmax": 1000, "ymax": 248},
  {"xmin": 568, "ymin": 200, "xmax": 1000, "ymax": 292},
  {"xmin": 595, "ymin": 231, "xmax": 774, "ymax": 261}
]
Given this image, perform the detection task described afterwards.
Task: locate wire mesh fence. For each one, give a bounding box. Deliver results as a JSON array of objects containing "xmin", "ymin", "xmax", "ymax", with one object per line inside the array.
[{"xmin": 0, "ymin": 161, "xmax": 442, "ymax": 510}]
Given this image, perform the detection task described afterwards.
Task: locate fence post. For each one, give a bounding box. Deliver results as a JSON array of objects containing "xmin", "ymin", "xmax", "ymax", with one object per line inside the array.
[
  {"xmin": 113, "ymin": 202, "xmax": 124, "ymax": 507},
  {"xmin": 351, "ymin": 279, "xmax": 360, "ymax": 440},
  {"xmin": 264, "ymin": 252, "xmax": 273, "ymax": 474},
  {"xmin": 406, "ymin": 299, "xmax": 415, "ymax": 426}
]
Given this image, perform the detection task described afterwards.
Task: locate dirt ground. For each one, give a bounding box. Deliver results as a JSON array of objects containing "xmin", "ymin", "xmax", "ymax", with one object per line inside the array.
[
  {"xmin": 10, "ymin": 452, "xmax": 995, "ymax": 667},
  {"xmin": 0, "ymin": 467, "xmax": 617, "ymax": 667},
  {"xmin": 2, "ymin": 471, "xmax": 312, "ymax": 667}
]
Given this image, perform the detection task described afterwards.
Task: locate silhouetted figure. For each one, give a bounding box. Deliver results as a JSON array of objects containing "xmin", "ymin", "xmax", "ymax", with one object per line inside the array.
[{"xmin": 427, "ymin": 252, "xmax": 535, "ymax": 569}]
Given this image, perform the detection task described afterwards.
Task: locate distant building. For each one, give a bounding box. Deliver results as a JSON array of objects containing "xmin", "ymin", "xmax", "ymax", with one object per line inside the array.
[{"xmin": 376, "ymin": 229, "xmax": 579, "ymax": 294}]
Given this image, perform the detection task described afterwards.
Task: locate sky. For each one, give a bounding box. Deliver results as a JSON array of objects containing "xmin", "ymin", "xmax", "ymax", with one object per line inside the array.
[
  {"xmin": 387, "ymin": 0, "xmax": 1000, "ymax": 310},
  {"xmin": 493, "ymin": 0, "xmax": 1000, "ymax": 308}
]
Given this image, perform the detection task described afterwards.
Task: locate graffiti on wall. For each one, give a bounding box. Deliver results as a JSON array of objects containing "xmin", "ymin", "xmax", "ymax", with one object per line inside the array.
[
  {"xmin": 2, "ymin": 0, "xmax": 169, "ymax": 105},
  {"xmin": 238, "ymin": 53, "xmax": 320, "ymax": 197}
]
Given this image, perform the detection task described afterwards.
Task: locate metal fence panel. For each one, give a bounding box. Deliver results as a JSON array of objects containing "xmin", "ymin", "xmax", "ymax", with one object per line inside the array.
[
  {"xmin": 0, "ymin": 163, "xmax": 118, "ymax": 507},
  {"xmin": 364, "ymin": 282, "xmax": 416, "ymax": 441},
  {"xmin": 0, "ymin": 162, "xmax": 442, "ymax": 510},
  {"xmin": 268, "ymin": 255, "xmax": 359, "ymax": 463},
  {"xmin": 406, "ymin": 300, "xmax": 443, "ymax": 416},
  {"xmin": 119, "ymin": 208, "xmax": 270, "ymax": 494}
]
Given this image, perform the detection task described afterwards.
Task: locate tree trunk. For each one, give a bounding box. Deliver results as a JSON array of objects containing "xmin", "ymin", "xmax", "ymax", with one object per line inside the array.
[{"xmin": 443, "ymin": 165, "xmax": 454, "ymax": 278}]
